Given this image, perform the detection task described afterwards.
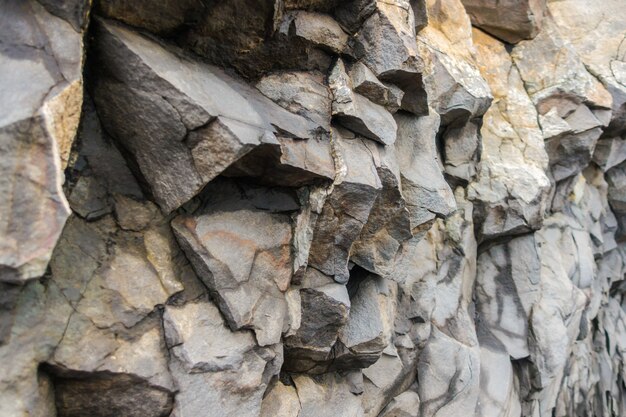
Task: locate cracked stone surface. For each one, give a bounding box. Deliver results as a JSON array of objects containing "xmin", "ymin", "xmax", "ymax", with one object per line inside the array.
[{"xmin": 2, "ymin": 1, "xmax": 626, "ymax": 417}]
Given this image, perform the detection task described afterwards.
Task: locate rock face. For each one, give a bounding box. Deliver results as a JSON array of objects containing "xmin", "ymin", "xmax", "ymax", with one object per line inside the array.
[{"xmin": 1, "ymin": 1, "xmax": 626, "ymax": 417}]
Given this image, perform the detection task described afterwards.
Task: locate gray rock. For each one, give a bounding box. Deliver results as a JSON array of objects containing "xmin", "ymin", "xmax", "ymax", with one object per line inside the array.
[
  {"xmin": 329, "ymin": 59, "xmax": 398, "ymax": 145},
  {"xmin": 164, "ymin": 299, "xmax": 282, "ymax": 417},
  {"xmin": 460, "ymin": 0, "xmax": 546, "ymax": 43},
  {"xmin": 171, "ymin": 182, "xmax": 294, "ymax": 346},
  {"xmin": 475, "ymin": 234, "xmax": 542, "ymax": 359},
  {"xmin": 468, "ymin": 28, "xmax": 551, "ymax": 242},
  {"xmin": 96, "ymin": 0, "xmax": 206, "ymax": 35},
  {"xmin": 293, "ymin": 373, "xmax": 366, "ymax": 417},
  {"xmin": 307, "ymin": 131, "xmax": 382, "ymax": 282},
  {"xmin": 0, "ymin": 0, "xmax": 84, "ymax": 283},
  {"xmin": 256, "ymin": 71, "xmax": 332, "ymax": 133},
  {"xmin": 378, "ymin": 391, "xmax": 420, "ymax": 417},
  {"xmin": 593, "ymin": 137, "xmax": 626, "ymax": 172},
  {"xmin": 92, "ymin": 19, "xmax": 316, "ymax": 213},
  {"xmin": 548, "ymin": 0, "xmax": 626, "ymax": 137},
  {"xmin": 284, "ymin": 268, "xmax": 350, "ymax": 372},
  {"xmin": 356, "ymin": 0, "xmax": 429, "ymax": 115},
  {"xmin": 394, "ymin": 112, "xmax": 456, "ymax": 228}
]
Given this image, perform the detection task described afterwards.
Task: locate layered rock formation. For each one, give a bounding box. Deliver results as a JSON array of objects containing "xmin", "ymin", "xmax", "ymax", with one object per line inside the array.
[{"xmin": 1, "ymin": 0, "xmax": 626, "ymax": 416}]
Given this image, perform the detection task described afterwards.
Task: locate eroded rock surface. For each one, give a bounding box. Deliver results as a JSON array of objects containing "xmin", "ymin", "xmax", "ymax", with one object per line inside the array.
[{"xmin": 2, "ymin": 1, "xmax": 626, "ymax": 417}]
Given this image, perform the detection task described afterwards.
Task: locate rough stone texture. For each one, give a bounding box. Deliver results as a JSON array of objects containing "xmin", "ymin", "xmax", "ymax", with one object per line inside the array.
[
  {"xmin": 3, "ymin": 1, "xmax": 626, "ymax": 417},
  {"xmin": 461, "ymin": 0, "xmax": 546, "ymax": 44},
  {"xmin": 0, "ymin": 0, "xmax": 85, "ymax": 283}
]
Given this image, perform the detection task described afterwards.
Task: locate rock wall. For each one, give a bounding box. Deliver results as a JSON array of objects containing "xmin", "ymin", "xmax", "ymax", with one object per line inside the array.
[{"xmin": 1, "ymin": 0, "xmax": 626, "ymax": 416}]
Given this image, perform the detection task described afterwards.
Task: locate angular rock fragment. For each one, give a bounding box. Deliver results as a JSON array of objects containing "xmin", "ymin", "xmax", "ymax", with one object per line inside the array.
[
  {"xmin": 461, "ymin": 0, "xmax": 546, "ymax": 44},
  {"xmin": 256, "ymin": 71, "xmax": 332, "ymax": 133},
  {"xmin": 293, "ymin": 373, "xmax": 366, "ymax": 417},
  {"xmin": 0, "ymin": 0, "xmax": 85, "ymax": 282},
  {"xmin": 468, "ymin": 28, "xmax": 551, "ymax": 242},
  {"xmin": 593, "ymin": 137, "xmax": 626, "ymax": 172},
  {"xmin": 394, "ymin": 112, "xmax": 456, "ymax": 228},
  {"xmin": 329, "ymin": 59, "xmax": 398, "ymax": 145},
  {"xmin": 419, "ymin": 0, "xmax": 492, "ymax": 127},
  {"xmin": 287, "ymin": 11, "xmax": 350, "ymax": 55},
  {"xmin": 284, "ymin": 267, "xmax": 350, "ymax": 372},
  {"xmin": 172, "ymin": 180, "xmax": 296, "ymax": 346},
  {"xmin": 351, "ymin": 142, "xmax": 412, "ymax": 276},
  {"xmin": 356, "ymin": 0, "xmax": 429, "ymax": 114},
  {"xmin": 334, "ymin": 273, "xmax": 396, "ymax": 368},
  {"xmin": 164, "ymin": 300, "xmax": 282, "ymax": 417},
  {"xmin": 511, "ymin": 20, "xmax": 613, "ymax": 182},
  {"xmin": 307, "ymin": 131, "xmax": 381, "ymax": 282},
  {"xmin": 349, "ymin": 62, "xmax": 404, "ymax": 113},
  {"xmin": 92, "ymin": 19, "xmax": 316, "ymax": 212},
  {"xmin": 548, "ymin": 0, "xmax": 626, "ymax": 137}
]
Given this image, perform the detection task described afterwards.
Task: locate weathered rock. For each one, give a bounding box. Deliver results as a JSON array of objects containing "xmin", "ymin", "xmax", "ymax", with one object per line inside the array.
[
  {"xmin": 164, "ymin": 299, "xmax": 283, "ymax": 417},
  {"xmin": 511, "ymin": 20, "xmax": 612, "ymax": 182},
  {"xmin": 356, "ymin": 0, "xmax": 429, "ymax": 115},
  {"xmin": 0, "ymin": 0, "xmax": 85, "ymax": 283},
  {"xmin": 351, "ymin": 142, "xmax": 412, "ymax": 276},
  {"xmin": 307, "ymin": 131, "xmax": 382, "ymax": 282},
  {"xmin": 548, "ymin": 0, "xmax": 626, "ymax": 137},
  {"xmin": 460, "ymin": 0, "xmax": 546, "ymax": 44},
  {"xmin": 96, "ymin": 0, "xmax": 206, "ymax": 35},
  {"xmin": 171, "ymin": 180, "xmax": 295, "ymax": 346},
  {"xmin": 287, "ymin": 11, "xmax": 350, "ymax": 55},
  {"xmin": 293, "ymin": 373, "xmax": 366, "ymax": 417},
  {"xmin": 417, "ymin": 327, "xmax": 480, "ymax": 417},
  {"xmin": 260, "ymin": 381, "xmax": 301, "ymax": 417},
  {"xmin": 284, "ymin": 267, "xmax": 350, "ymax": 372},
  {"xmin": 475, "ymin": 234, "xmax": 542, "ymax": 359},
  {"xmin": 593, "ymin": 137, "xmax": 626, "ymax": 172},
  {"xmin": 256, "ymin": 71, "xmax": 332, "ymax": 133},
  {"xmin": 92, "ymin": 19, "xmax": 316, "ymax": 213},
  {"xmin": 335, "ymin": 274, "xmax": 396, "ymax": 368},
  {"xmin": 394, "ymin": 112, "xmax": 456, "ymax": 228},
  {"xmin": 469, "ymin": 28, "xmax": 551, "ymax": 242},
  {"xmin": 329, "ymin": 59, "xmax": 398, "ymax": 145},
  {"xmin": 378, "ymin": 390, "xmax": 420, "ymax": 417},
  {"xmin": 419, "ymin": 0, "xmax": 492, "ymax": 126}
]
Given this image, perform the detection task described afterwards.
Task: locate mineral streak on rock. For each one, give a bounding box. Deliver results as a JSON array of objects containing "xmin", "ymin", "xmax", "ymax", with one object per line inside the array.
[{"xmin": 1, "ymin": 0, "xmax": 626, "ymax": 416}]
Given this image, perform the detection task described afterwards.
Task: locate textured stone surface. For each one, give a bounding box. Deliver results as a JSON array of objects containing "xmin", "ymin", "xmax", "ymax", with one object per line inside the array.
[{"xmin": 3, "ymin": 1, "xmax": 626, "ymax": 417}]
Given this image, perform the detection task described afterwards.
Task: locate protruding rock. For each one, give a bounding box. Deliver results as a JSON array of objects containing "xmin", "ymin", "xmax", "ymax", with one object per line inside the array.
[
  {"xmin": 307, "ymin": 131, "xmax": 382, "ymax": 282},
  {"xmin": 460, "ymin": 0, "xmax": 546, "ymax": 44},
  {"xmin": 468, "ymin": 28, "xmax": 551, "ymax": 242},
  {"xmin": 164, "ymin": 299, "xmax": 282, "ymax": 417},
  {"xmin": 394, "ymin": 112, "xmax": 456, "ymax": 228},
  {"xmin": 92, "ymin": 19, "xmax": 316, "ymax": 213},
  {"xmin": 0, "ymin": 0, "xmax": 85, "ymax": 283},
  {"xmin": 171, "ymin": 180, "xmax": 296, "ymax": 346},
  {"xmin": 284, "ymin": 268, "xmax": 350, "ymax": 372},
  {"xmin": 329, "ymin": 59, "xmax": 398, "ymax": 145},
  {"xmin": 511, "ymin": 20, "xmax": 612, "ymax": 181},
  {"xmin": 356, "ymin": 0, "xmax": 429, "ymax": 115},
  {"xmin": 548, "ymin": 0, "xmax": 626, "ymax": 136}
]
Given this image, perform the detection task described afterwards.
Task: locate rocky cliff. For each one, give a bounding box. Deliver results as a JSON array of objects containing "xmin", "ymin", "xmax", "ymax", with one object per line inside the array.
[{"xmin": 1, "ymin": 0, "xmax": 626, "ymax": 416}]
